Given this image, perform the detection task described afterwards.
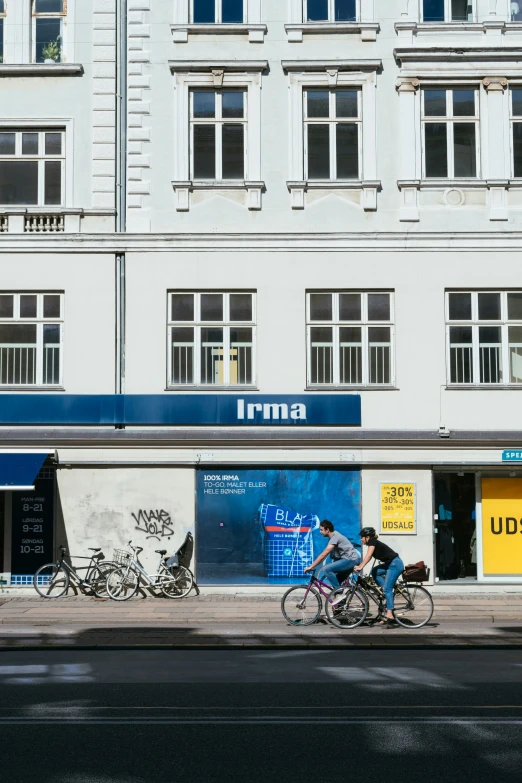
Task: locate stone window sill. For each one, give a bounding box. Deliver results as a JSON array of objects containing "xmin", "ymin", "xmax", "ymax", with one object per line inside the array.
[
  {"xmin": 306, "ymin": 386, "xmax": 397, "ymax": 391},
  {"xmin": 395, "ymin": 20, "xmax": 521, "ymax": 41},
  {"xmin": 172, "ymin": 180, "xmax": 265, "ymax": 211},
  {"xmin": 397, "ymin": 179, "xmax": 513, "ymax": 222},
  {"xmin": 0, "ymin": 208, "xmax": 116, "ymax": 233},
  {"xmin": 166, "ymin": 386, "xmax": 259, "ymax": 391},
  {"xmin": 172, "ymin": 23, "xmax": 267, "ymax": 43},
  {"xmin": 287, "ymin": 180, "xmax": 380, "ymax": 210},
  {"xmin": 285, "ymin": 22, "xmax": 379, "ymax": 42},
  {"xmin": 0, "ymin": 64, "xmax": 83, "ymax": 76},
  {"xmin": 446, "ymin": 385, "xmax": 522, "ymax": 390}
]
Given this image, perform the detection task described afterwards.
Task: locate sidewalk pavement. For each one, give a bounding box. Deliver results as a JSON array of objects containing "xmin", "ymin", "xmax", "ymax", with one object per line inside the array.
[{"xmin": 2, "ymin": 591, "xmax": 522, "ymax": 649}]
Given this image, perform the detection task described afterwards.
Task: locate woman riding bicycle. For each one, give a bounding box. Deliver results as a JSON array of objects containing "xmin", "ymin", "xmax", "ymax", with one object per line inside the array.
[
  {"xmin": 354, "ymin": 527, "xmax": 404, "ymax": 625},
  {"xmin": 304, "ymin": 520, "xmax": 361, "ymax": 589}
]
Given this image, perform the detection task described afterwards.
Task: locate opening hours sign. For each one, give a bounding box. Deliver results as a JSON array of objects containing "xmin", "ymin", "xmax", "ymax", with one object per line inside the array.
[{"xmin": 380, "ymin": 483, "xmax": 416, "ymax": 534}]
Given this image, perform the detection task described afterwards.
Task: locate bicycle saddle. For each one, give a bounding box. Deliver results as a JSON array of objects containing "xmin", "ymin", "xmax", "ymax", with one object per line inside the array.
[
  {"xmin": 155, "ymin": 549, "xmax": 167, "ymax": 555},
  {"xmin": 88, "ymin": 548, "xmax": 102, "ymax": 552}
]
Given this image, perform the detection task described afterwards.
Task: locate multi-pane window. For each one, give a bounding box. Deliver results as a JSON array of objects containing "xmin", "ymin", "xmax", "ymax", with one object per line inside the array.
[
  {"xmin": 422, "ymin": 0, "xmax": 473, "ymax": 20},
  {"xmin": 191, "ymin": 90, "xmax": 246, "ymax": 180},
  {"xmin": 307, "ymin": 292, "xmax": 394, "ymax": 387},
  {"xmin": 0, "ymin": 1, "xmax": 5, "ymax": 64},
  {"xmin": 192, "ymin": 0, "xmax": 244, "ymax": 23},
  {"xmin": 511, "ymin": 89, "xmax": 522, "ymax": 177},
  {"xmin": 422, "ymin": 88, "xmax": 478, "ymax": 179},
  {"xmin": 305, "ymin": 0, "xmax": 356, "ymax": 22},
  {"xmin": 304, "ymin": 90, "xmax": 361, "ymax": 180},
  {"xmin": 169, "ymin": 292, "xmax": 255, "ymax": 386},
  {"xmin": 0, "ymin": 293, "xmax": 62, "ymax": 387},
  {"xmin": 33, "ymin": 0, "xmax": 65, "ymax": 64},
  {"xmin": 447, "ymin": 291, "xmax": 522, "ymax": 385},
  {"xmin": 0, "ymin": 130, "xmax": 64, "ymax": 206},
  {"xmin": 512, "ymin": 3, "xmax": 522, "ymax": 21}
]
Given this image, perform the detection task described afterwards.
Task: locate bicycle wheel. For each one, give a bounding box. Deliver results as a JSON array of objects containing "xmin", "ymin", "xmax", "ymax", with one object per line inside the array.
[
  {"xmin": 393, "ymin": 584, "xmax": 434, "ymax": 628},
  {"xmin": 281, "ymin": 585, "xmax": 322, "ymax": 626},
  {"xmin": 160, "ymin": 566, "xmax": 194, "ymax": 599},
  {"xmin": 33, "ymin": 563, "xmax": 69, "ymax": 598},
  {"xmin": 106, "ymin": 566, "xmax": 139, "ymax": 601},
  {"xmin": 88, "ymin": 561, "xmax": 118, "ymax": 599},
  {"xmin": 326, "ymin": 587, "xmax": 369, "ymax": 629}
]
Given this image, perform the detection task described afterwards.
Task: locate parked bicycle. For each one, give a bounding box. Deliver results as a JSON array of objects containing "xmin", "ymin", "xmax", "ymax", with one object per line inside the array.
[
  {"xmin": 326, "ymin": 570, "xmax": 434, "ymax": 629},
  {"xmin": 281, "ymin": 568, "xmax": 367, "ymax": 627},
  {"xmin": 105, "ymin": 542, "xmax": 194, "ymax": 601},
  {"xmin": 33, "ymin": 545, "xmax": 117, "ymax": 599}
]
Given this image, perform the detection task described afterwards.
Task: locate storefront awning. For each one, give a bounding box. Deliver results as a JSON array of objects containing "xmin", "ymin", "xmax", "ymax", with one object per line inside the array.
[{"xmin": 0, "ymin": 452, "xmax": 51, "ymax": 490}]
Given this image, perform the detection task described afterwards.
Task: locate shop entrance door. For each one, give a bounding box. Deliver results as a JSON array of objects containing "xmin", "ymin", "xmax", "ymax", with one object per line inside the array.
[{"xmin": 434, "ymin": 473, "xmax": 477, "ymax": 582}]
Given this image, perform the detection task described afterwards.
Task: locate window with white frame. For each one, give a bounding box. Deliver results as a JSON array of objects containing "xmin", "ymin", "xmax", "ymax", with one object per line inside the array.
[
  {"xmin": 305, "ymin": 0, "xmax": 357, "ymax": 22},
  {"xmin": 0, "ymin": 129, "xmax": 64, "ymax": 206},
  {"xmin": 304, "ymin": 89, "xmax": 361, "ymax": 180},
  {"xmin": 191, "ymin": 90, "xmax": 246, "ymax": 180},
  {"xmin": 512, "ymin": 2, "xmax": 522, "ymax": 21},
  {"xmin": 0, "ymin": 1, "xmax": 5, "ymax": 63},
  {"xmin": 511, "ymin": 88, "xmax": 522, "ymax": 177},
  {"xmin": 307, "ymin": 291, "xmax": 394, "ymax": 387},
  {"xmin": 0, "ymin": 293, "xmax": 63, "ymax": 387},
  {"xmin": 33, "ymin": 0, "xmax": 65, "ymax": 64},
  {"xmin": 422, "ymin": 88, "xmax": 479, "ymax": 179},
  {"xmin": 447, "ymin": 291, "xmax": 522, "ymax": 385},
  {"xmin": 422, "ymin": 0, "xmax": 473, "ymax": 21},
  {"xmin": 169, "ymin": 292, "xmax": 255, "ymax": 387},
  {"xmin": 192, "ymin": 0, "xmax": 244, "ymax": 23}
]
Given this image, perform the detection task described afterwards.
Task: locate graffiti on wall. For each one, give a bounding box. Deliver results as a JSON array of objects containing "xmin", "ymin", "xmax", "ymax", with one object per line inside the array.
[{"xmin": 132, "ymin": 509, "xmax": 174, "ymax": 541}]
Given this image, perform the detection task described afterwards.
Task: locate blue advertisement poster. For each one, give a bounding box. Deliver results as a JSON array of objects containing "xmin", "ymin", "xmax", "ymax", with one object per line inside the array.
[{"xmin": 196, "ymin": 468, "xmax": 361, "ymax": 585}]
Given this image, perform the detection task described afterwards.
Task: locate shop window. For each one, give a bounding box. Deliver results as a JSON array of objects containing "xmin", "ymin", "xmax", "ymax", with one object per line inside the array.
[
  {"xmin": 0, "ymin": 293, "xmax": 63, "ymax": 387},
  {"xmin": 434, "ymin": 473, "xmax": 476, "ymax": 581},
  {"xmin": 422, "ymin": 88, "xmax": 479, "ymax": 179},
  {"xmin": 0, "ymin": 130, "xmax": 64, "ymax": 206},
  {"xmin": 305, "ymin": 0, "xmax": 357, "ymax": 22},
  {"xmin": 511, "ymin": 88, "xmax": 522, "ymax": 177},
  {"xmin": 422, "ymin": 0, "xmax": 473, "ymax": 21},
  {"xmin": 33, "ymin": 0, "xmax": 66, "ymax": 64},
  {"xmin": 191, "ymin": 90, "xmax": 246, "ymax": 181},
  {"xmin": 168, "ymin": 292, "xmax": 255, "ymax": 387},
  {"xmin": 192, "ymin": 0, "xmax": 244, "ymax": 23},
  {"xmin": 304, "ymin": 89, "xmax": 361, "ymax": 181},
  {"xmin": 447, "ymin": 290, "xmax": 522, "ymax": 385},
  {"xmin": 307, "ymin": 291, "xmax": 394, "ymax": 387}
]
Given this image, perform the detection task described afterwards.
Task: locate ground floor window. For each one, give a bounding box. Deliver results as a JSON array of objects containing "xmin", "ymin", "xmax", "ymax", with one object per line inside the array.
[{"xmin": 196, "ymin": 467, "xmax": 361, "ymax": 585}]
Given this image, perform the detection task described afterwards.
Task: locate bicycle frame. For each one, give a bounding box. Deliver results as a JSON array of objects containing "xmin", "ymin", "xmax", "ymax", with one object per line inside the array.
[
  {"xmin": 121, "ymin": 553, "xmax": 178, "ymax": 588},
  {"xmin": 56, "ymin": 552, "xmax": 104, "ymax": 586}
]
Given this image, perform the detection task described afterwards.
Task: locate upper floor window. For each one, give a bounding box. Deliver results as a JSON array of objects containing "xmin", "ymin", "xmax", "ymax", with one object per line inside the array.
[
  {"xmin": 422, "ymin": 0, "xmax": 473, "ymax": 21},
  {"xmin": 307, "ymin": 292, "xmax": 394, "ymax": 387},
  {"xmin": 511, "ymin": 88, "xmax": 522, "ymax": 177},
  {"xmin": 191, "ymin": 90, "xmax": 246, "ymax": 181},
  {"xmin": 0, "ymin": 1, "xmax": 5, "ymax": 63},
  {"xmin": 512, "ymin": 2, "xmax": 522, "ymax": 21},
  {"xmin": 0, "ymin": 293, "xmax": 62, "ymax": 387},
  {"xmin": 306, "ymin": 0, "xmax": 356, "ymax": 22},
  {"xmin": 192, "ymin": 0, "xmax": 244, "ymax": 23},
  {"xmin": 447, "ymin": 291, "xmax": 522, "ymax": 385},
  {"xmin": 33, "ymin": 0, "xmax": 65, "ymax": 64},
  {"xmin": 304, "ymin": 89, "xmax": 361, "ymax": 180},
  {"xmin": 422, "ymin": 88, "xmax": 478, "ymax": 179},
  {"xmin": 0, "ymin": 129, "xmax": 64, "ymax": 206},
  {"xmin": 169, "ymin": 292, "xmax": 255, "ymax": 387}
]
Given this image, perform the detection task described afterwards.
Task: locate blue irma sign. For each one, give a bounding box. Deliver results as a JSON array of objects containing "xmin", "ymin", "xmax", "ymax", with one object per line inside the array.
[
  {"xmin": 502, "ymin": 450, "xmax": 522, "ymax": 461},
  {"xmin": 0, "ymin": 394, "xmax": 361, "ymax": 427}
]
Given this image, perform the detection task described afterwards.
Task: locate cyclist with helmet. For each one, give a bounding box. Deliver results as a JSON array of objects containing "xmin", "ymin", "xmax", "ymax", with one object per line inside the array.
[{"xmin": 355, "ymin": 527, "xmax": 405, "ymax": 624}]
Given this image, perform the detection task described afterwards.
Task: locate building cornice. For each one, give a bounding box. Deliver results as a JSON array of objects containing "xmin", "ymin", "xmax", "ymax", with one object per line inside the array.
[
  {"xmin": 169, "ymin": 60, "xmax": 268, "ymax": 73},
  {"xmin": 4, "ymin": 232, "xmax": 522, "ymax": 252}
]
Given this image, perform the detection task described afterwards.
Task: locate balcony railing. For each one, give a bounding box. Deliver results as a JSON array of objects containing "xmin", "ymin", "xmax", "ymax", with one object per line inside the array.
[{"xmin": 0, "ymin": 344, "xmax": 60, "ymax": 386}]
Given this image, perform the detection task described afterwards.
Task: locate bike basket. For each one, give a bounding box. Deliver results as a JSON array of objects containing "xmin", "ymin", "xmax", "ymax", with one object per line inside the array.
[
  {"xmin": 403, "ymin": 561, "xmax": 429, "ymax": 582},
  {"xmin": 166, "ymin": 555, "xmax": 179, "ymax": 569},
  {"xmin": 113, "ymin": 549, "xmax": 131, "ymax": 566}
]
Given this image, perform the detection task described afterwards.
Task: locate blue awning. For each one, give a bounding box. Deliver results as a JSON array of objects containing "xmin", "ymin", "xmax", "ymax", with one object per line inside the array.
[{"xmin": 0, "ymin": 453, "xmax": 50, "ymax": 490}]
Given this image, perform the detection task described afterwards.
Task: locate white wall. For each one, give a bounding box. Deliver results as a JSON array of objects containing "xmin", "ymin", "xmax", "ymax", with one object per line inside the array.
[{"xmin": 56, "ymin": 466, "xmax": 196, "ymax": 573}]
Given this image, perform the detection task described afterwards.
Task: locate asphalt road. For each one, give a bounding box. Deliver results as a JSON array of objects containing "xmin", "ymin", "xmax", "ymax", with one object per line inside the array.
[{"xmin": 1, "ymin": 648, "xmax": 522, "ymax": 782}]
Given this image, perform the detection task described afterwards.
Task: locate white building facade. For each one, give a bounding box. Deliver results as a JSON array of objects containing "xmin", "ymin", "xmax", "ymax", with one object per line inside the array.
[{"xmin": 1, "ymin": 0, "xmax": 522, "ymax": 589}]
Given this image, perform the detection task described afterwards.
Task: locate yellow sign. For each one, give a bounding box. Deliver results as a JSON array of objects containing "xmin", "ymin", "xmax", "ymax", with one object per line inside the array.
[
  {"xmin": 482, "ymin": 478, "xmax": 522, "ymax": 576},
  {"xmin": 380, "ymin": 483, "xmax": 416, "ymax": 534}
]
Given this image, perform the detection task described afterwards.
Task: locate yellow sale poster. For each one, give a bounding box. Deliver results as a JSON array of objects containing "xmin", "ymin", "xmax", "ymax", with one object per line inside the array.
[
  {"xmin": 482, "ymin": 478, "xmax": 522, "ymax": 576},
  {"xmin": 380, "ymin": 483, "xmax": 416, "ymax": 534}
]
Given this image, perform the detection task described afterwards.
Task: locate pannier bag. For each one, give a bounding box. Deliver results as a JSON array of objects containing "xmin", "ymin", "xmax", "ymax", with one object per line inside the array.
[{"xmin": 402, "ymin": 561, "xmax": 430, "ymax": 582}]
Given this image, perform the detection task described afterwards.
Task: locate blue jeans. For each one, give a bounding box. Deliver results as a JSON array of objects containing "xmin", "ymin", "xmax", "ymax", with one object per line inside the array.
[
  {"xmin": 372, "ymin": 557, "xmax": 405, "ymax": 611},
  {"xmin": 321, "ymin": 556, "xmax": 361, "ymax": 589}
]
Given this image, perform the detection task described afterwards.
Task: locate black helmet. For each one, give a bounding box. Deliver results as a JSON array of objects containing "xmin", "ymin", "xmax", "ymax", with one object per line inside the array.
[{"xmin": 360, "ymin": 527, "xmax": 376, "ymax": 538}]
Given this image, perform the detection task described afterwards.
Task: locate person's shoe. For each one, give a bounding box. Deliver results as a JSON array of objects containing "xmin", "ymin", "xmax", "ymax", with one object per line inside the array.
[{"xmin": 330, "ymin": 591, "xmax": 347, "ymax": 607}]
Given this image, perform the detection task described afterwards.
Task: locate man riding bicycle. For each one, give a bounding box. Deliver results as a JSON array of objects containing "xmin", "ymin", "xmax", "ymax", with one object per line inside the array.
[{"xmin": 304, "ymin": 520, "xmax": 361, "ymax": 589}]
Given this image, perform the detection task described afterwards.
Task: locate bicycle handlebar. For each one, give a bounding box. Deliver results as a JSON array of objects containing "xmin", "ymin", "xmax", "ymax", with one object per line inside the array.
[{"xmin": 128, "ymin": 541, "xmax": 143, "ymax": 555}]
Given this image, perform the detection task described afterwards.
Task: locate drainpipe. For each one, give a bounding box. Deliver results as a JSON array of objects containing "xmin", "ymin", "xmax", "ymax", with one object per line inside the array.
[{"xmin": 115, "ymin": 0, "xmax": 127, "ymax": 410}]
